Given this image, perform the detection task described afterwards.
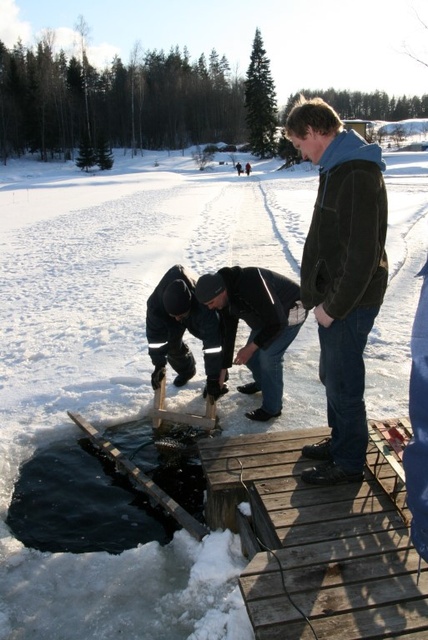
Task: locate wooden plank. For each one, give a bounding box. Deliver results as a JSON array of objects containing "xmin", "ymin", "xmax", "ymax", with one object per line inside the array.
[
  {"xmin": 235, "ymin": 508, "xmax": 261, "ymax": 561},
  {"xmin": 201, "ymin": 446, "xmax": 387, "ymax": 480},
  {"xmin": 67, "ymin": 411, "xmax": 209, "ymax": 541},
  {"xmin": 203, "ymin": 457, "xmax": 399, "ymax": 490},
  {"xmin": 198, "ymin": 427, "xmax": 330, "ymax": 456},
  {"xmin": 205, "ymin": 395, "xmax": 217, "ymax": 421},
  {"xmin": 275, "ymin": 511, "xmax": 405, "ymax": 547},
  {"xmin": 202, "ymin": 448, "xmax": 405, "ymax": 484},
  {"xmin": 368, "ymin": 421, "xmax": 407, "ymax": 482},
  {"xmin": 203, "ymin": 484, "xmax": 248, "ymax": 532},
  {"xmin": 152, "ymin": 375, "xmax": 166, "ymax": 429},
  {"xmin": 201, "ymin": 448, "xmax": 308, "ymax": 471},
  {"xmin": 258, "ymin": 478, "xmax": 387, "ymax": 510},
  {"xmin": 151, "ymin": 407, "xmax": 216, "ymax": 430},
  {"xmin": 201, "ymin": 459, "xmax": 328, "ymax": 490},
  {"xmin": 240, "ymin": 547, "xmax": 422, "ymax": 599},
  {"xmin": 250, "ymin": 457, "xmax": 404, "ymax": 499},
  {"xmin": 399, "ymin": 416, "xmax": 414, "ymax": 438},
  {"xmin": 365, "ymin": 455, "xmax": 408, "ymax": 507},
  {"xmin": 268, "ymin": 494, "xmax": 397, "ymax": 529},
  {"xmin": 247, "ymin": 483, "xmax": 282, "ymax": 551},
  {"xmin": 254, "ymin": 598, "xmax": 428, "ymax": 640},
  {"xmin": 242, "ymin": 528, "xmax": 411, "ymax": 575},
  {"xmin": 244, "ymin": 570, "xmax": 428, "ymax": 626},
  {"xmin": 260, "ymin": 487, "xmax": 410, "ymax": 538}
]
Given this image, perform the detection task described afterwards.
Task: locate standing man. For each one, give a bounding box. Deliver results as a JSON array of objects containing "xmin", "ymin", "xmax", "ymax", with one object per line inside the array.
[
  {"xmin": 146, "ymin": 264, "xmax": 228, "ymax": 400},
  {"xmin": 195, "ymin": 266, "xmax": 306, "ymax": 422},
  {"xmin": 285, "ymin": 96, "xmax": 388, "ymax": 485}
]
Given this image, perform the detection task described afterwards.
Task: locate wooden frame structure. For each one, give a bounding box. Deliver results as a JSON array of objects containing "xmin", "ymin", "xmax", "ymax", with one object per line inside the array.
[
  {"xmin": 367, "ymin": 417, "xmax": 413, "ymax": 521},
  {"xmin": 151, "ymin": 376, "xmax": 218, "ymax": 432}
]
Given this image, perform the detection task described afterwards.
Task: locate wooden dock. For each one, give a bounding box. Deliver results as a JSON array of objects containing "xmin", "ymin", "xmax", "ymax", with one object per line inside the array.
[{"xmin": 198, "ymin": 425, "xmax": 428, "ymax": 640}]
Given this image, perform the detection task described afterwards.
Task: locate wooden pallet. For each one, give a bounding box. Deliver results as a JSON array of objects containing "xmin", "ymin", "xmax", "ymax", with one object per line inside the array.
[{"xmin": 151, "ymin": 376, "xmax": 217, "ymax": 432}]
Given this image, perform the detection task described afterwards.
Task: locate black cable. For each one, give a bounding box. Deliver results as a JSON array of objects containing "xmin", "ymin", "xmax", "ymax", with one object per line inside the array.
[
  {"xmin": 129, "ymin": 438, "xmax": 155, "ymax": 460},
  {"xmin": 235, "ymin": 457, "xmax": 320, "ymax": 640}
]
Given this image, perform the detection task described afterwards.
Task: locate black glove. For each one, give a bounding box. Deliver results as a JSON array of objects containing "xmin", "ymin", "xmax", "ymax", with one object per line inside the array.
[
  {"xmin": 151, "ymin": 365, "xmax": 166, "ymax": 390},
  {"xmin": 203, "ymin": 377, "xmax": 229, "ymax": 401}
]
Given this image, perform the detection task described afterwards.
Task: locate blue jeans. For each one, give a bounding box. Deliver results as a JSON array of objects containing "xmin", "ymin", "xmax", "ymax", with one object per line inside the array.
[
  {"xmin": 318, "ymin": 306, "xmax": 380, "ymax": 473},
  {"xmin": 246, "ymin": 322, "xmax": 304, "ymax": 414},
  {"xmin": 403, "ymin": 258, "xmax": 428, "ymax": 560}
]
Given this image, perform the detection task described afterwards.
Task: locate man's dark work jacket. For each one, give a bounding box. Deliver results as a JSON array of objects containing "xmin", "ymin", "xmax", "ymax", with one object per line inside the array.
[
  {"xmin": 217, "ymin": 266, "xmax": 301, "ymax": 363},
  {"xmin": 301, "ymin": 158, "xmax": 388, "ymax": 319},
  {"xmin": 146, "ymin": 265, "xmax": 224, "ymax": 377}
]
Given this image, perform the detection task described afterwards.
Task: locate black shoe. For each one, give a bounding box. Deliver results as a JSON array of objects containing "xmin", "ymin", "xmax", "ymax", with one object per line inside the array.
[
  {"xmin": 237, "ymin": 382, "xmax": 261, "ymax": 395},
  {"xmin": 173, "ymin": 370, "xmax": 196, "ymax": 387},
  {"xmin": 301, "ymin": 461, "xmax": 364, "ymax": 486},
  {"xmin": 203, "ymin": 384, "xmax": 229, "ymax": 399},
  {"xmin": 301, "ymin": 437, "xmax": 333, "ymax": 461},
  {"xmin": 245, "ymin": 407, "xmax": 281, "ymax": 422}
]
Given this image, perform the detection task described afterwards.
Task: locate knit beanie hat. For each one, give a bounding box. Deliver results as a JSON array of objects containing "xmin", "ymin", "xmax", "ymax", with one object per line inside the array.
[
  {"xmin": 162, "ymin": 279, "xmax": 192, "ymax": 315},
  {"xmin": 195, "ymin": 273, "xmax": 225, "ymax": 303}
]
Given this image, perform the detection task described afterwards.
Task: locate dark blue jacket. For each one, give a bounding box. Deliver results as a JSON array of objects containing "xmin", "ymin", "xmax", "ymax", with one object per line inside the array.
[
  {"xmin": 403, "ymin": 257, "xmax": 428, "ymax": 560},
  {"xmin": 146, "ymin": 265, "xmax": 225, "ymax": 376}
]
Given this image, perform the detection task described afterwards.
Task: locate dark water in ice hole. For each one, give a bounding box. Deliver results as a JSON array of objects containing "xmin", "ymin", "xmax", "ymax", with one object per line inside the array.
[{"xmin": 6, "ymin": 420, "xmax": 208, "ymax": 554}]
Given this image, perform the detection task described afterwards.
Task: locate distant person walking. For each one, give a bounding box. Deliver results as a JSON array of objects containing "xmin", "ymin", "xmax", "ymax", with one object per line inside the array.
[
  {"xmin": 235, "ymin": 162, "xmax": 243, "ymax": 176},
  {"xmin": 285, "ymin": 96, "xmax": 388, "ymax": 486},
  {"xmin": 245, "ymin": 162, "xmax": 252, "ymax": 176}
]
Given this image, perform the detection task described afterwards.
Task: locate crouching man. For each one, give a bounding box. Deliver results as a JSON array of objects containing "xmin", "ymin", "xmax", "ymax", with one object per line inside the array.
[
  {"xmin": 195, "ymin": 266, "xmax": 306, "ymax": 421},
  {"xmin": 146, "ymin": 264, "xmax": 229, "ymax": 399}
]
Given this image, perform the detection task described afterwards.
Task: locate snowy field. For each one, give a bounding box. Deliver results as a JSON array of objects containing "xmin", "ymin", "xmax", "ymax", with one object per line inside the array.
[{"xmin": 0, "ymin": 140, "xmax": 427, "ymax": 639}]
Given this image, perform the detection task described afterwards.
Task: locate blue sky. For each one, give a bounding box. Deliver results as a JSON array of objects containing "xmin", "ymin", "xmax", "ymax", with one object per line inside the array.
[{"xmin": 1, "ymin": 0, "xmax": 427, "ymax": 106}]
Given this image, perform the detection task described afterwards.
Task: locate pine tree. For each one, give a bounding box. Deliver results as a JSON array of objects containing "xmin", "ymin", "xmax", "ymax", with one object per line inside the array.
[
  {"xmin": 75, "ymin": 130, "xmax": 96, "ymax": 172},
  {"xmin": 96, "ymin": 131, "xmax": 114, "ymax": 170},
  {"xmin": 277, "ymin": 133, "xmax": 300, "ymax": 167},
  {"xmin": 245, "ymin": 29, "xmax": 278, "ymax": 158}
]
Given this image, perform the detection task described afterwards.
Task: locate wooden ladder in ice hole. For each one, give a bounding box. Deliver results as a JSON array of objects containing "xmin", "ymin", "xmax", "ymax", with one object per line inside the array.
[{"xmin": 151, "ymin": 375, "xmax": 218, "ymax": 432}]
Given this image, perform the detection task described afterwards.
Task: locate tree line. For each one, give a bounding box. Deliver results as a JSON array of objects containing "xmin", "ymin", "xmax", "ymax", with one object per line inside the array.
[
  {"xmin": 0, "ymin": 35, "xmax": 247, "ymax": 164},
  {"xmin": 280, "ymin": 89, "xmax": 428, "ymax": 125},
  {"xmin": 1, "ymin": 29, "xmax": 427, "ymax": 165}
]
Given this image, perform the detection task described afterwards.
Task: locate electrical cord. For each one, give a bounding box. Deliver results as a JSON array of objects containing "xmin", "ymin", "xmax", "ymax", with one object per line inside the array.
[
  {"xmin": 235, "ymin": 457, "xmax": 320, "ymax": 640},
  {"xmin": 129, "ymin": 438, "xmax": 155, "ymax": 460}
]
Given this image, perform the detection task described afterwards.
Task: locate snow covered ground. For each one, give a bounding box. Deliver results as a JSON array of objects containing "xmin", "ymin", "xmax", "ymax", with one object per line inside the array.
[{"xmin": 0, "ymin": 139, "xmax": 427, "ymax": 639}]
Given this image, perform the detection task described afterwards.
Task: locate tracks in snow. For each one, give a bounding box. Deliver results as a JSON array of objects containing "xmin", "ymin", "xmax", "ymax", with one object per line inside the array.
[{"xmin": 186, "ymin": 177, "xmax": 300, "ymax": 280}]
